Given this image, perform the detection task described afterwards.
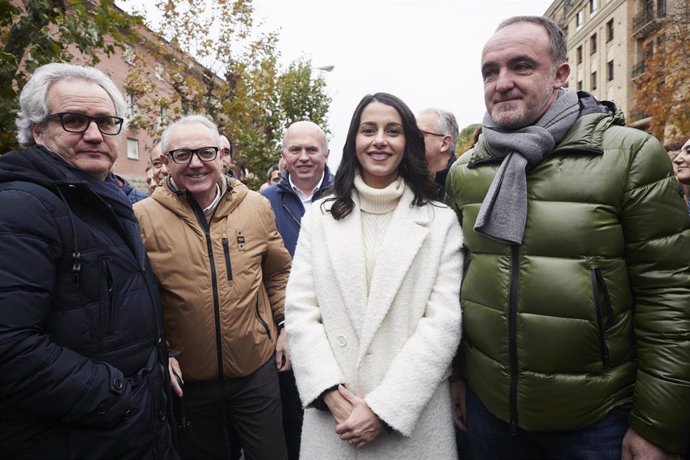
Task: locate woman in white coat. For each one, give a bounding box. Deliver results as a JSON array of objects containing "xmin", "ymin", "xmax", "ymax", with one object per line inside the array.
[{"xmin": 285, "ymin": 92, "xmax": 463, "ymax": 459}]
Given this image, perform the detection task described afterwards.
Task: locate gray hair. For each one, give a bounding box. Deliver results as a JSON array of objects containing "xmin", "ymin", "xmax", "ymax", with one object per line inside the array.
[
  {"xmin": 418, "ymin": 108, "xmax": 460, "ymax": 154},
  {"xmin": 497, "ymin": 16, "xmax": 567, "ymax": 66},
  {"xmin": 16, "ymin": 63, "xmax": 127, "ymax": 146},
  {"xmin": 160, "ymin": 114, "xmax": 221, "ymax": 153}
]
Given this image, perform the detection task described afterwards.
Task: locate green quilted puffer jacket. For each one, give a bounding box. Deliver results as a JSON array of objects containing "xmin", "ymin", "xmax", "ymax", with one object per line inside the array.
[{"xmin": 445, "ymin": 100, "xmax": 690, "ymax": 453}]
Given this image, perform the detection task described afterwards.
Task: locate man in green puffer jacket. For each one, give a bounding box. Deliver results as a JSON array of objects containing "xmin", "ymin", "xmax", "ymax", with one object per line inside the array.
[{"xmin": 445, "ymin": 15, "xmax": 690, "ymax": 459}]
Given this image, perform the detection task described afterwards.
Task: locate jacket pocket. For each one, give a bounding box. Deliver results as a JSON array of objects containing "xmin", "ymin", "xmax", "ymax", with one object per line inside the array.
[
  {"xmin": 254, "ymin": 297, "xmax": 271, "ymax": 340},
  {"xmin": 99, "ymin": 257, "xmax": 116, "ymax": 339},
  {"xmin": 222, "ymin": 237, "xmax": 233, "ymax": 280},
  {"xmin": 590, "ymin": 264, "xmax": 613, "ymax": 368}
]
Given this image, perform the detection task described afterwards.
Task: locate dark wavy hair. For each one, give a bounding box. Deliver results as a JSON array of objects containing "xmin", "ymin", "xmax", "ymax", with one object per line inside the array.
[{"xmin": 325, "ymin": 92, "xmax": 436, "ymax": 220}]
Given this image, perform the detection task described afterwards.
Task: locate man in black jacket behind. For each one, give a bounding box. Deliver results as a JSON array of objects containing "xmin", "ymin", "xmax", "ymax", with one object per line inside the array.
[
  {"xmin": 0, "ymin": 63, "xmax": 176, "ymax": 459},
  {"xmin": 416, "ymin": 108, "xmax": 459, "ymax": 201}
]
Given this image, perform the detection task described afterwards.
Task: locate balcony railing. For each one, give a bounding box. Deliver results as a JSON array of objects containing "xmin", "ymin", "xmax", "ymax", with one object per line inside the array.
[
  {"xmin": 631, "ymin": 61, "xmax": 646, "ymax": 79},
  {"xmin": 633, "ymin": 4, "xmax": 667, "ymax": 37}
]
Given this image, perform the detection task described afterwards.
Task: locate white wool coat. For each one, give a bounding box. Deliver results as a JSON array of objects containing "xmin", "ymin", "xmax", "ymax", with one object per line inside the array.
[{"xmin": 285, "ymin": 186, "xmax": 463, "ymax": 460}]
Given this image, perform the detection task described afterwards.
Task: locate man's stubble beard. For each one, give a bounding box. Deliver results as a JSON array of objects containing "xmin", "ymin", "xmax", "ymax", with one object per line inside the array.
[{"xmin": 492, "ymin": 75, "xmax": 557, "ymax": 130}]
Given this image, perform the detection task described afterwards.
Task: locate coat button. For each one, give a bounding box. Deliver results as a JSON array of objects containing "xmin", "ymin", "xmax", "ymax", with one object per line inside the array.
[
  {"xmin": 336, "ymin": 335, "xmax": 347, "ymax": 347},
  {"xmin": 97, "ymin": 403, "xmax": 108, "ymax": 415},
  {"xmin": 123, "ymin": 409, "xmax": 133, "ymax": 420},
  {"xmin": 113, "ymin": 378, "xmax": 123, "ymax": 390}
]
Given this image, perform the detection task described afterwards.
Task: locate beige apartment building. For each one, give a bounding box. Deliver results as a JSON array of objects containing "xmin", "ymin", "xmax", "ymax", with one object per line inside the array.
[{"xmin": 545, "ymin": 0, "xmax": 673, "ymax": 129}]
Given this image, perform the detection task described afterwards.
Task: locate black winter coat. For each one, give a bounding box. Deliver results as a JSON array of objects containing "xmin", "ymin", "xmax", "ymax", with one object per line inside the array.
[{"xmin": 0, "ymin": 146, "xmax": 176, "ymax": 459}]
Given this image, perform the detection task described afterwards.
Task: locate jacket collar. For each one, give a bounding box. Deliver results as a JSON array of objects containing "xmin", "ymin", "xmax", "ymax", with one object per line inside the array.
[
  {"xmin": 0, "ymin": 145, "xmax": 91, "ymax": 186},
  {"xmin": 276, "ymin": 165, "xmax": 334, "ymax": 198},
  {"xmin": 153, "ymin": 174, "xmax": 248, "ymax": 222}
]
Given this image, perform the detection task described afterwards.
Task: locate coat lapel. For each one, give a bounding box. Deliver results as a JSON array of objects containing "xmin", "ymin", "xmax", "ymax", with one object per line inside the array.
[
  {"xmin": 322, "ymin": 198, "xmax": 368, "ymax": 339},
  {"xmin": 357, "ymin": 187, "xmax": 430, "ymax": 365}
]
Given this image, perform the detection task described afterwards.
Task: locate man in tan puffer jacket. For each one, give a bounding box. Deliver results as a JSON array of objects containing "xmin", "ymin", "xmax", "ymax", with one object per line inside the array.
[{"xmin": 135, "ymin": 115, "xmax": 292, "ymax": 460}]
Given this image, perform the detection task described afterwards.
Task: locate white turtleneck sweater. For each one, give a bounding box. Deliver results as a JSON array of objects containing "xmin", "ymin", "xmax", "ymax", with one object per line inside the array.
[{"xmin": 353, "ymin": 173, "xmax": 405, "ymax": 287}]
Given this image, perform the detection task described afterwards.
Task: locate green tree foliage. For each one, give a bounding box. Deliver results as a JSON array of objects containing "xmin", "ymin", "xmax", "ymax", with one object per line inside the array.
[
  {"xmin": 223, "ymin": 49, "xmax": 333, "ymax": 190},
  {"xmin": 278, "ymin": 60, "xmax": 331, "ymax": 129},
  {"xmin": 634, "ymin": 0, "xmax": 690, "ymax": 141},
  {"xmin": 223, "ymin": 32, "xmax": 283, "ymax": 189},
  {"xmin": 0, "ymin": 0, "xmax": 139, "ymax": 153},
  {"xmin": 457, "ymin": 123, "xmax": 482, "ymax": 154}
]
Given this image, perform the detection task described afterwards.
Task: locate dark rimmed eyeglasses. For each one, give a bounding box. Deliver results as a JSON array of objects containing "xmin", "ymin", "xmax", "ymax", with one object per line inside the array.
[
  {"xmin": 421, "ymin": 130, "xmax": 446, "ymax": 138},
  {"xmin": 166, "ymin": 147, "xmax": 219, "ymax": 164},
  {"xmin": 45, "ymin": 112, "xmax": 124, "ymax": 135}
]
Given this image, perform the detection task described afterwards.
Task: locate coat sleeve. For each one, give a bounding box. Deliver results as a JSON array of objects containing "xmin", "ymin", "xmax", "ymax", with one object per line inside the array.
[
  {"xmin": 363, "ymin": 211, "xmax": 464, "ymax": 436},
  {"xmin": 284, "ymin": 207, "xmax": 346, "ymax": 407},
  {"xmin": 258, "ymin": 196, "xmax": 292, "ymax": 324},
  {"xmin": 622, "ymin": 134, "xmax": 690, "ymax": 453},
  {"xmin": 0, "ymin": 186, "xmax": 138, "ymax": 428}
]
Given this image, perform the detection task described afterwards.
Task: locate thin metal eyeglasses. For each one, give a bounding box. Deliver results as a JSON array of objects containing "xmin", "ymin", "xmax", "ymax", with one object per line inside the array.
[
  {"xmin": 420, "ymin": 130, "xmax": 446, "ymax": 138},
  {"xmin": 45, "ymin": 112, "xmax": 124, "ymax": 135},
  {"xmin": 166, "ymin": 147, "xmax": 219, "ymax": 164}
]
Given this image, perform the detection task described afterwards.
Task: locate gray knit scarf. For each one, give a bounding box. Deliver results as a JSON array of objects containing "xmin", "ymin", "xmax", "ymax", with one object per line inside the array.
[{"xmin": 474, "ymin": 88, "xmax": 580, "ymax": 245}]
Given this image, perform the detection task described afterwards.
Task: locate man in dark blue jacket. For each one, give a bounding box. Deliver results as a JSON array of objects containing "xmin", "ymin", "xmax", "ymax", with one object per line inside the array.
[
  {"xmin": 113, "ymin": 172, "xmax": 149, "ymax": 204},
  {"xmin": 262, "ymin": 121, "xmax": 334, "ymax": 257},
  {"xmin": 261, "ymin": 120, "xmax": 333, "ymax": 458},
  {"xmin": 0, "ymin": 63, "xmax": 175, "ymax": 459}
]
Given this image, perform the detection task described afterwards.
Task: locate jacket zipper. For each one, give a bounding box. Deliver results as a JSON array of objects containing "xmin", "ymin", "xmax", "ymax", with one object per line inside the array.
[
  {"xmin": 222, "ymin": 237, "xmax": 233, "ymax": 280},
  {"xmin": 509, "ymin": 244, "xmax": 520, "ymax": 435},
  {"xmin": 590, "ymin": 265, "xmax": 612, "ymax": 368},
  {"xmin": 282, "ymin": 202, "xmax": 302, "ymax": 227},
  {"xmin": 190, "ymin": 203, "xmax": 225, "ymax": 381}
]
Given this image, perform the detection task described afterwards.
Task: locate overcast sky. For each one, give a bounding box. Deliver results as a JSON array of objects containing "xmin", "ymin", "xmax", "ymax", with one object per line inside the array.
[
  {"xmin": 121, "ymin": 0, "xmax": 553, "ymax": 168},
  {"xmin": 252, "ymin": 0, "xmax": 553, "ymax": 168}
]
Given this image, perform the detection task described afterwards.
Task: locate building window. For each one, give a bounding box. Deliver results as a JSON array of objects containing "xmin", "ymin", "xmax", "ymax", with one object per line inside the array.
[
  {"xmin": 155, "ymin": 63, "xmax": 164, "ymax": 80},
  {"xmin": 590, "ymin": 0, "xmax": 599, "ymax": 14},
  {"xmin": 591, "ymin": 71, "xmax": 598, "ymax": 90},
  {"xmin": 157, "ymin": 104, "xmax": 168, "ymax": 129},
  {"xmin": 127, "ymin": 138, "xmax": 139, "ymax": 160},
  {"xmin": 643, "ymin": 0, "xmax": 653, "ymax": 13},
  {"xmin": 126, "ymin": 92, "xmax": 137, "ymax": 119},
  {"xmin": 607, "ymin": 60, "xmax": 614, "ymax": 81},
  {"xmin": 576, "ymin": 10, "xmax": 585, "ymax": 28},
  {"xmin": 590, "ymin": 33, "xmax": 598, "ymax": 54},
  {"xmin": 577, "ymin": 80, "xmax": 583, "ymax": 91},
  {"xmin": 123, "ymin": 44, "xmax": 135, "ymax": 65},
  {"xmin": 606, "ymin": 19, "xmax": 614, "ymax": 42},
  {"xmin": 577, "ymin": 46, "xmax": 583, "ymax": 64}
]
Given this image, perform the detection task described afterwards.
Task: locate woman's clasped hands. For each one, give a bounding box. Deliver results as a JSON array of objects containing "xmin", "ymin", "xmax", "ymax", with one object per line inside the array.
[{"xmin": 326, "ymin": 385, "xmax": 385, "ymax": 449}]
